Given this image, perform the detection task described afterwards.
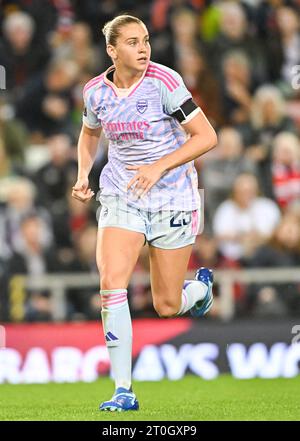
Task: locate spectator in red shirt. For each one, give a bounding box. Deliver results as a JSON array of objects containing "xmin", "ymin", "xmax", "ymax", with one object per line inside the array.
[{"xmin": 271, "ymin": 132, "xmax": 300, "ymax": 209}]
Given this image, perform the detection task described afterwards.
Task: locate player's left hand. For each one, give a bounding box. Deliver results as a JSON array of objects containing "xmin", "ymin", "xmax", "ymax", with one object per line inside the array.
[{"xmin": 126, "ymin": 163, "xmax": 165, "ymax": 198}]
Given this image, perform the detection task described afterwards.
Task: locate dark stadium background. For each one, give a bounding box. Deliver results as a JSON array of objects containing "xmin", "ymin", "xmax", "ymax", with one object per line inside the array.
[{"xmin": 0, "ymin": 0, "xmax": 300, "ymax": 385}]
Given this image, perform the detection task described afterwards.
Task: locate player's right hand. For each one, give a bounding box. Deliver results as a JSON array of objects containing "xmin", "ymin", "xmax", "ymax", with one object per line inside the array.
[{"xmin": 72, "ymin": 177, "xmax": 94, "ymax": 203}]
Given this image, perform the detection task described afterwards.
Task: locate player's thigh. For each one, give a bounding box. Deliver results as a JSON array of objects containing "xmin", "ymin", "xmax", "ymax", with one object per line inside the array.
[
  {"xmin": 97, "ymin": 227, "xmax": 145, "ymax": 289},
  {"xmin": 149, "ymin": 244, "xmax": 193, "ymax": 311}
]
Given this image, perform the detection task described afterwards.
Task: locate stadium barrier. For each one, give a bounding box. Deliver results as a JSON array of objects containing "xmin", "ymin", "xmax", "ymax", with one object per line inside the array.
[{"xmin": 8, "ymin": 268, "xmax": 300, "ymax": 321}]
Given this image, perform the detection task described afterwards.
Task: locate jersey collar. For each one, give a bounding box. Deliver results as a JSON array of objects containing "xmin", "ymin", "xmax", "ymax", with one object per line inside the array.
[{"xmin": 103, "ymin": 64, "xmax": 148, "ymax": 97}]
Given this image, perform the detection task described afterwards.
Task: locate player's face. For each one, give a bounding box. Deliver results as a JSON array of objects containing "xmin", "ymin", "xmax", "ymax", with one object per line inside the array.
[{"xmin": 110, "ymin": 23, "xmax": 151, "ymax": 72}]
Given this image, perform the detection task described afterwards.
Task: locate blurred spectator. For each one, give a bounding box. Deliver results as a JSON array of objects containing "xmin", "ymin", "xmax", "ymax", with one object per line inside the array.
[
  {"xmin": 0, "ymin": 99, "xmax": 29, "ymax": 164},
  {"xmin": 178, "ymin": 48, "xmax": 224, "ymax": 127},
  {"xmin": 246, "ymin": 212, "xmax": 300, "ymax": 268},
  {"xmin": 1, "ymin": 177, "xmax": 53, "ymax": 256},
  {"xmin": 209, "ymin": 1, "xmax": 267, "ymax": 84},
  {"xmin": 213, "ymin": 173, "xmax": 281, "ymax": 262},
  {"xmin": 255, "ymin": 0, "xmax": 283, "ymax": 40},
  {"xmin": 72, "ymin": 0, "xmax": 126, "ymax": 43},
  {"xmin": 62, "ymin": 224, "xmax": 100, "ymax": 320},
  {"xmin": 264, "ymin": 6, "xmax": 300, "ymax": 95},
  {"xmin": 34, "ymin": 134, "xmax": 77, "ymax": 214},
  {"xmin": 66, "ymin": 224, "xmax": 98, "ymax": 273},
  {"xmin": 0, "ymin": 11, "xmax": 50, "ymax": 93},
  {"xmin": 244, "ymin": 212, "xmax": 300, "ymax": 315},
  {"xmin": 7, "ymin": 213, "xmax": 60, "ymax": 321},
  {"xmin": 25, "ymin": 292, "xmax": 53, "ymax": 322},
  {"xmin": 238, "ymin": 85, "xmax": 297, "ymax": 163},
  {"xmin": 190, "ymin": 233, "xmax": 241, "ymax": 270},
  {"xmin": 50, "ymin": 184, "xmax": 96, "ymax": 250},
  {"xmin": 0, "ymin": 257, "xmax": 9, "ymax": 321},
  {"xmin": 150, "ymin": 0, "xmax": 205, "ymax": 34},
  {"xmin": 221, "ymin": 50, "xmax": 254, "ymax": 124},
  {"xmin": 50, "ymin": 22, "xmax": 104, "ymax": 74},
  {"xmin": 201, "ymin": 126, "xmax": 257, "ymax": 222},
  {"xmin": 0, "ymin": 0, "xmax": 58, "ymax": 40},
  {"xmin": 170, "ymin": 8, "xmax": 202, "ymax": 70},
  {"xmin": 16, "ymin": 59, "xmax": 79, "ymax": 139},
  {"xmin": 198, "ymin": 1, "xmax": 221, "ymax": 43},
  {"xmin": 0, "ymin": 135, "xmax": 23, "ymax": 180},
  {"xmin": 266, "ymin": 131, "xmax": 300, "ymax": 207}
]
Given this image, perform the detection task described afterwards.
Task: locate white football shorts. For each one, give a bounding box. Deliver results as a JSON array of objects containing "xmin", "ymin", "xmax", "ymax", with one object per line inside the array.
[{"xmin": 98, "ymin": 194, "xmax": 200, "ymax": 249}]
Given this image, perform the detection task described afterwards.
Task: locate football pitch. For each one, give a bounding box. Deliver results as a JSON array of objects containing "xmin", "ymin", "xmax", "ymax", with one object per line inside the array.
[{"xmin": 0, "ymin": 375, "xmax": 299, "ymax": 421}]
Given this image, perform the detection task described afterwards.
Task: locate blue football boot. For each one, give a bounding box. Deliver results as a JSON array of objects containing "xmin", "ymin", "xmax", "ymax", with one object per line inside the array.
[
  {"xmin": 190, "ymin": 267, "xmax": 214, "ymax": 317},
  {"xmin": 99, "ymin": 387, "xmax": 139, "ymax": 412}
]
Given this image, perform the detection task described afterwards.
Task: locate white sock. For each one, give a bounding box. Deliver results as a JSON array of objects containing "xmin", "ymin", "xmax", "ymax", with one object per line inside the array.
[
  {"xmin": 177, "ymin": 280, "xmax": 208, "ymax": 315},
  {"xmin": 100, "ymin": 289, "xmax": 132, "ymax": 390}
]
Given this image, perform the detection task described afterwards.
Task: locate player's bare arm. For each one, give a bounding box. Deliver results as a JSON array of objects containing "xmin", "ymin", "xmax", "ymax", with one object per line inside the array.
[{"xmin": 72, "ymin": 124, "xmax": 102, "ymax": 203}]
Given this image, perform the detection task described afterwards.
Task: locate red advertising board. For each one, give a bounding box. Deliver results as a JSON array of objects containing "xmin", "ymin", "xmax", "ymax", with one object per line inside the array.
[{"xmin": 1, "ymin": 318, "xmax": 299, "ymax": 383}]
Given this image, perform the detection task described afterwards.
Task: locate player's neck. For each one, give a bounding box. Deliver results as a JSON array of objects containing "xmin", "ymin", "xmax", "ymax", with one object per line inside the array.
[{"xmin": 112, "ymin": 65, "xmax": 145, "ymax": 89}]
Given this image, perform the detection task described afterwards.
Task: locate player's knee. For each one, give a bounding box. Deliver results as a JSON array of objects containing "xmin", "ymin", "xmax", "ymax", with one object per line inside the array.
[
  {"xmin": 100, "ymin": 272, "xmax": 126, "ymax": 290},
  {"xmin": 153, "ymin": 301, "xmax": 179, "ymax": 319}
]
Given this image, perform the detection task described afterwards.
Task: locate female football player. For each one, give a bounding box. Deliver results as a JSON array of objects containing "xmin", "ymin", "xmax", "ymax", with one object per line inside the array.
[{"xmin": 72, "ymin": 14, "xmax": 217, "ymax": 412}]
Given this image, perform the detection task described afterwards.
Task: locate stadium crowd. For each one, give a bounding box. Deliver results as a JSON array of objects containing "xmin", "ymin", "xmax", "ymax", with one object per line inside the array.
[{"xmin": 0, "ymin": 0, "xmax": 300, "ymax": 322}]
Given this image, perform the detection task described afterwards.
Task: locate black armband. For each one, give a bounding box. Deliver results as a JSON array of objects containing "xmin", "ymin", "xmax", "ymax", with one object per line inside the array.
[{"xmin": 171, "ymin": 99, "xmax": 198, "ymax": 123}]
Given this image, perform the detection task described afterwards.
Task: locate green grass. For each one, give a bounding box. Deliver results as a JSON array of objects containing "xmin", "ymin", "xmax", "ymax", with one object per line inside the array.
[{"xmin": 0, "ymin": 375, "xmax": 299, "ymax": 421}]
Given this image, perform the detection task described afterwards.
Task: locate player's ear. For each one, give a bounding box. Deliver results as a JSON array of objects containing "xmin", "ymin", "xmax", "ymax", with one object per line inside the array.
[{"xmin": 107, "ymin": 44, "xmax": 117, "ymax": 61}]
